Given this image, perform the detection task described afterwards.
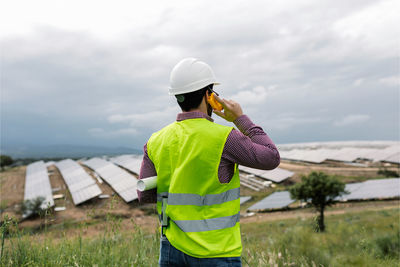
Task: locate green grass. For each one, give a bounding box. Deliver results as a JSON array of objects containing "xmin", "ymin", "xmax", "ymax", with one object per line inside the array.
[
  {"xmin": 1, "ymin": 215, "xmax": 161, "ymax": 267},
  {"xmin": 1, "ymin": 208, "xmax": 399, "ymax": 266},
  {"xmin": 241, "ymin": 208, "xmax": 400, "ymax": 266}
]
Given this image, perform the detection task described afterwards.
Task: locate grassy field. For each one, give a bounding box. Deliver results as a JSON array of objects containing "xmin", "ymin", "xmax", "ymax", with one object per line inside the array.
[
  {"xmin": 1, "ymin": 208, "xmax": 398, "ymax": 266},
  {"xmin": 241, "ymin": 208, "xmax": 399, "ymax": 266}
]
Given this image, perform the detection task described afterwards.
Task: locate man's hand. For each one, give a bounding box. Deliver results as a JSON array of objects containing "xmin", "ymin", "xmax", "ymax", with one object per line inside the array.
[{"xmin": 213, "ymin": 94, "xmax": 243, "ymax": 122}]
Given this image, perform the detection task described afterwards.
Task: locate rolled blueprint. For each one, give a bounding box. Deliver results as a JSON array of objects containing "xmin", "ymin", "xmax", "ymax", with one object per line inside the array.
[{"xmin": 137, "ymin": 176, "xmax": 157, "ymax": 191}]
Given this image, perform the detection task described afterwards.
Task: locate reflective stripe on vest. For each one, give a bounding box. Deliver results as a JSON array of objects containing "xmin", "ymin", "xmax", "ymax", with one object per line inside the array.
[
  {"xmin": 157, "ymin": 192, "xmax": 169, "ymax": 202},
  {"xmin": 174, "ymin": 212, "xmax": 240, "ymax": 232},
  {"xmin": 156, "ymin": 188, "xmax": 240, "ymax": 232},
  {"xmin": 156, "ymin": 187, "xmax": 240, "ymax": 206}
]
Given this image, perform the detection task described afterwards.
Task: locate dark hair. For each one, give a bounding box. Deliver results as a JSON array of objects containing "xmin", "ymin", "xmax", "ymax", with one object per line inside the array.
[{"xmin": 176, "ymin": 84, "xmax": 213, "ymax": 111}]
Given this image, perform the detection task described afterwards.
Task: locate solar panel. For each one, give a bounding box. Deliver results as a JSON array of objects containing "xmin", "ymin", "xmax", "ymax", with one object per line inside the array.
[
  {"xmin": 55, "ymin": 159, "xmax": 102, "ymax": 205},
  {"xmin": 82, "ymin": 158, "xmax": 138, "ymax": 202},
  {"xmin": 383, "ymin": 152, "xmax": 400, "ymax": 164},
  {"xmin": 24, "ymin": 161, "xmax": 54, "ymax": 211},
  {"xmin": 328, "ymin": 148, "xmax": 371, "ymax": 162},
  {"xmin": 366, "ymin": 145, "xmax": 400, "ymax": 162},
  {"xmin": 248, "ymin": 191, "xmax": 294, "ymax": 211},
  {"xmin": 278, "ymin": 141, "xmax": 396, "ymax": 150},
  {"xmin": 239, "ymin": 166, "xmax": 294, "ymax": 183},
  {"xmin": 109, "ymin": 154, "xmax": 143, "ymax": 175},
  {"xmin": 278, "ymin": 141, "xmax": 400, "ymax": 164},
  {"xmin": 301, "ymin": 149, "xmax": 334, "ymax": 163},
  {"xmin": 339, "ymin": 178, "xmax": 400, "ymax": 201},
  {"xmin": 280, "ymin": 149, "xmax": 306, "ymax": 162},
  {"xmin": 240, "ymin": 196, "xmax": 252, "ymax": 205}
]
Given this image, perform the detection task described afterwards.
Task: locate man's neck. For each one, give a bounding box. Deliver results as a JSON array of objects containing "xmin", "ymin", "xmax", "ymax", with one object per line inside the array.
[
  {"xmin": 186, "ymin": 99, "xmax": 208, "ymax": 114},
  {"xmin": 177, "ymin": 110, "xmax": 214, "ymax": 122},
  {"xmin": 186, "ymin": 108, "xmax": 205, "ymax": 114}
]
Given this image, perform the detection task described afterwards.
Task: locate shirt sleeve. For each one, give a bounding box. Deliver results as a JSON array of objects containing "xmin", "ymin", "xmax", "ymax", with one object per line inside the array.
[
  {"xmin": 137, "ymin": 143, "xmax": 157, "ymax": 203},
  {"xmin": 222, "ymin": 114, "xmax": 280, "ymax": 170}
]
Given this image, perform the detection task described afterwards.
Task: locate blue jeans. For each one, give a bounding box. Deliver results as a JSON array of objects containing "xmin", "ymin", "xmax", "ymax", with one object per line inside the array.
[{"xmin": 159, "ymin": 237, "xmax": 242, "ymax": 267}]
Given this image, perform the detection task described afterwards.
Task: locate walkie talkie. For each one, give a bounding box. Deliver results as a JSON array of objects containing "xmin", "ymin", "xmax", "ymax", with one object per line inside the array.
[{"xmin": 207, "ymin": 92, "xmax": 223, "ymax": 111}]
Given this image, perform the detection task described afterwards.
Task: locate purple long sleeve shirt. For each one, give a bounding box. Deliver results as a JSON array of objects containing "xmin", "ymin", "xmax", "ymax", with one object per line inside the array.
[{"xmin": 138, "ymin": 111, "xmax": 280, "ymax": 203}]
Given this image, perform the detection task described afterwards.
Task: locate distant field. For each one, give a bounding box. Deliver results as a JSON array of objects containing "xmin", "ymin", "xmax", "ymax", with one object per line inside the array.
[
  {"xmin": 1, "ymin": 208, "xmax": 398, "ymax": 266},
  {"xmin": 1, "ymin": 162, "xmax": 398, "ymax": 228}
]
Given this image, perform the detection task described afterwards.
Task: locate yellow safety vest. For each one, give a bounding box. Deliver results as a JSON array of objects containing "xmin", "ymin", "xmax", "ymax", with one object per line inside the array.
[{"xmin": 147, "ymin": 118, "xmax": 242, "ymax": 258}]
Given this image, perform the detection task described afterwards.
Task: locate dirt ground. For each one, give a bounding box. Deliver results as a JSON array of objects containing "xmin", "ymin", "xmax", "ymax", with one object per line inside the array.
[
  {"xmin": 0, "ymin": 166, "xmax": 26, "ymax": 218},
  {"xmin": 1, "ymin": 160, "xmax": 399, "ymax": 240}
]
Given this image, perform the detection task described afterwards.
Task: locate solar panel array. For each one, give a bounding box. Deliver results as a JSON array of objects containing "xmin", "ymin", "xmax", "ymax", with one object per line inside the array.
[
  {"xmin": 240, "ymin": 196, "xmax": 252, "ymax": 205},
  {"xmin": 55, "ymin": 159, "xmax": 102, "ymax": 205},
  {"xmin": 239, "ymin": 166, "xmax": 294, "ymax": 183},
  {"xmin": 338, "ymin": 178, "xmax": 400, "ymax": 201},
  {"xmin": 82, "ymin": 158, "xmax": 138, "ymax": 202},
  {"xmin": 109, "ymin": 154, "xmax": 142, "ymax": 175},
  {"xmin": 24, "ymin": 161, "xmax": 54, "ymax": 210},
  {"xmin": 248, "ymin": 191, "xmax": 294, "ymax": 211},
  {"xmin": 247, "ymin": 178, "xmax": 399, "ymax": 212},
  {"xmin": 278, "ymin": 141, "xmax": 399, "ymax": 164}
]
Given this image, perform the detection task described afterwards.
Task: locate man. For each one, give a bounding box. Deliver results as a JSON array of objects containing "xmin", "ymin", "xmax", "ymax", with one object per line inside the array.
[{"xmin": 139, "ymin": 58, "xmax": 280, "ymax": 266}]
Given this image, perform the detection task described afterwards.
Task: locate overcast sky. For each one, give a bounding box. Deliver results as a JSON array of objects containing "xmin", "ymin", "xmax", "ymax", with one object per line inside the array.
[{"xmin": 1, "ymin": 0, "xmax": 399, "ymax": 150}]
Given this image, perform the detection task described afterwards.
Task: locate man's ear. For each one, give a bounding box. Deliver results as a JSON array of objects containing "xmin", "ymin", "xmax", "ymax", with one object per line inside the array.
[
  {"xmin": 203, "ymin": 93, "xmax": 208, "ymax": 105},
  {"xmin": 205, "ymin": 90, "xmax": 210, "ymax": 100}
]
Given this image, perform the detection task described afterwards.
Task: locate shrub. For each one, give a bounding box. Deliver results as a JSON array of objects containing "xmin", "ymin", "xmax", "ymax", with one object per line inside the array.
[
  {"xmin": 0, "ymin": 155, "xmax": 13, "ymax": 171},
  {"xmin": 377, "ymin": 168, "xmax": 399, "ymax": 178},
  {"xmin": 20, "ymin": 197, "xmax": 46, "ymax": 218}
]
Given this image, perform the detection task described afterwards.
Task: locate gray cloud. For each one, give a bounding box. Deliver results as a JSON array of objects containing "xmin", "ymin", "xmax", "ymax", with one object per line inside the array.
[
  {"xmin": 1, "ymin": 0, "xmax": 398, "ymax": 149},
  {"xmin": 334, "ymin": 114, "xmax": 370, "ymax": 127}
]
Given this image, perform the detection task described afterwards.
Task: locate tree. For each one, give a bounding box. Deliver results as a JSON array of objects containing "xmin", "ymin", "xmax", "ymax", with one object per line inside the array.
[
  {"xmin": 0, "ymin": 155, "xmax": 13, "ymax": 171},
  {"xmin": 289, "ymin": 172, "xmax": 347, "ymax": 232}
]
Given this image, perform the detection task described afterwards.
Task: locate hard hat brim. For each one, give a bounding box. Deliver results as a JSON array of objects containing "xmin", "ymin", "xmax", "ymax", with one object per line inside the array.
[{"xmin": 169, "ymin": 81, "xmax": 220, "ymax": 96}]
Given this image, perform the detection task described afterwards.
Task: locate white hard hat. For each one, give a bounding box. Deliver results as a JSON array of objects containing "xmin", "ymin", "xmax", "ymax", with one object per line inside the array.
[{"xmin": 169, "ymin": 58, "xmax": 219, "ymax": 95}]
